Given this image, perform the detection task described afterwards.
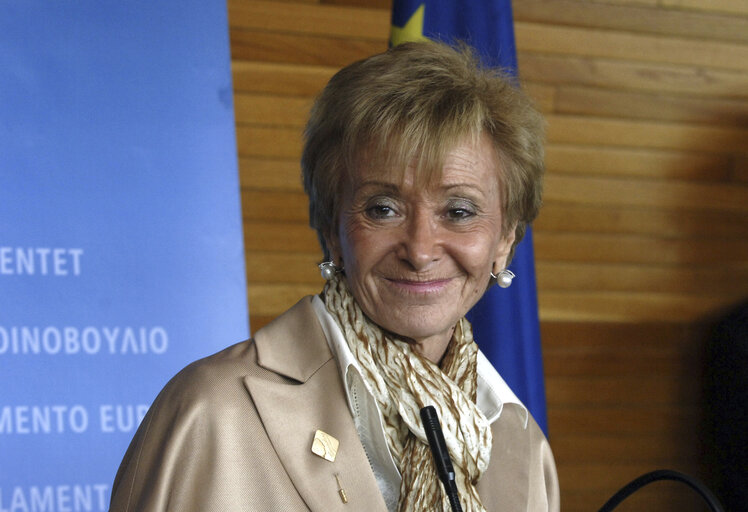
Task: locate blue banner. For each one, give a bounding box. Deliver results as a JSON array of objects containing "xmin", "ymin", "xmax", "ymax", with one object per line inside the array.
[
  {"xmin": 0, "ymin": 1, "xmax": 248, "ymax": 509},
  {"xmin": 391, "ymin": 0, "xmax": 548, "ymax": 434}
]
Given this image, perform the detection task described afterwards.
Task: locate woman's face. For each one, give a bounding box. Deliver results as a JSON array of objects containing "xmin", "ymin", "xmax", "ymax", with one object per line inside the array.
[{"xmin": 330, "ymin": 133, "xmax": 515, "ymax": 354}]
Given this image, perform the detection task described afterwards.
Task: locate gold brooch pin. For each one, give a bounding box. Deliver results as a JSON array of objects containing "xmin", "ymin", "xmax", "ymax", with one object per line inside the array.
[
  {"xmin": 335, "ymin": 473, "xmax": 348, "ymax": 504},
  {"xmin": 311, "ymin": 429, "xmax": 339, "ymax": 462}
]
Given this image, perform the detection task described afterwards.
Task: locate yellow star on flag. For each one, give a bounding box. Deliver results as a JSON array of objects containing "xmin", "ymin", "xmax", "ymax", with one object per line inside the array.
[{"xmin": 390, "ymin": 4, "xmax": 428, "ymax": 47}]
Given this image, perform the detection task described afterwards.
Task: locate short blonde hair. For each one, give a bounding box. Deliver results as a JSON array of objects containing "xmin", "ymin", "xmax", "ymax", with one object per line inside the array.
[{"xmin": 302, "ymin": 41, "xmax": 545, "ymax": 263}]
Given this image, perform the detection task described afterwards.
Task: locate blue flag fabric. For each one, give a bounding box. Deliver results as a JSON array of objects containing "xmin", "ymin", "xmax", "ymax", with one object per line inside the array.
[{"xmin": 390, "ymin": 0, "xmax": 548, "ymax": 434}]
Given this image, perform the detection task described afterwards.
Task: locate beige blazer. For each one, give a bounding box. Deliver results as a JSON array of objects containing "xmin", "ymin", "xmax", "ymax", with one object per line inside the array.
[{"xmin": 110, "ymin": 296, "xmax": 559, "ymax": 511}]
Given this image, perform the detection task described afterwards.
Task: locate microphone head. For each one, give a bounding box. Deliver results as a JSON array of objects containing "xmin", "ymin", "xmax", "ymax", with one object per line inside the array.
[{"xmin": 420, "ymin": 405, "xmax": 456, "ymax": 482}]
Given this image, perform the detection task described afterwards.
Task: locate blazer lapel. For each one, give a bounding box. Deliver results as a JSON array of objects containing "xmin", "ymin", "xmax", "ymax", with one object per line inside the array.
[{"xmin": 244, "ymin": 297, "xmax": 388, "ymax": 512}]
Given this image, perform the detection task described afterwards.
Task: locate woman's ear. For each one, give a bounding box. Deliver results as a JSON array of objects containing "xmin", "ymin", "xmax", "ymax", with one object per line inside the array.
[
  {"xmin": 323, "ymin": 229, "xmax": 342, "ymax": 265},
  {"xmin": 493, "ymin": 226, "xmax": 517, "ymax": 272}
]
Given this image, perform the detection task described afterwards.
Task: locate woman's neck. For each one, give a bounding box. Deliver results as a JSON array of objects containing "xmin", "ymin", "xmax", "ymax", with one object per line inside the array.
[{"xmin": 411, "ymin": 327, "xmax": 454, "ymax": 364}]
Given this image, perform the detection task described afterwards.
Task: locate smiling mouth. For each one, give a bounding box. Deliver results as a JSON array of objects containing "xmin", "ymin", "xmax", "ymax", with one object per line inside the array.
[{"xmin": 385, "ymin": 277, "xmax": 452, "ymax": 294}]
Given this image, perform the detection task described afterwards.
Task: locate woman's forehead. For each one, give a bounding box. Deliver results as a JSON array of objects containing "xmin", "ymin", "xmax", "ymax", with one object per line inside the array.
[{"xmin": 348, "ymin": 132, "xmax": 499, "ymax": 188}]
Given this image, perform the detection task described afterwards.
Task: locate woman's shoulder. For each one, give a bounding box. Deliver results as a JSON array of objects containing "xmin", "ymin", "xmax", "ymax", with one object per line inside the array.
[
  {"xmin": 141, "ymin": 339, "xmax": 259, "ymax": 424},
  {"xmin": 176, "ymin": 338, "xmax": 257, "ymax": 384},
  {"xmin": 155, "ymin": 295, "xmax": 327, "ymax": 407}
]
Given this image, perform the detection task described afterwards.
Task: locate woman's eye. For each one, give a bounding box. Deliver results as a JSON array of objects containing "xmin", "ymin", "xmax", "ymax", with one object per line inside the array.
[
  {"xmin": 365, "ymin": 203, "xmax": 396, "ymax": 219},
  {"xmin": 447, "ymin": 208, "xmax": 472, "ymax": 219},
  {"xmin": 446, "ymin": 201, "xmax": 476, "ymax": 220}
]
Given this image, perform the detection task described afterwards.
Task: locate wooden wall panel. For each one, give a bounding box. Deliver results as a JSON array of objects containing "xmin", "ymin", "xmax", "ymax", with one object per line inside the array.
[
  {"xmin": 230, "ymin": 0, "xmax": 388, "ymax": 38},
  {"xmin": 244, "ymin": 221, "xmax": 318, "ymax": 252},
  {"xmin": 546, "ymin": 115, "xmax": 748, "ymax": 153},
  {"xmin": 544, "ymin": 174, "xmax": 748, "ymax": 211},
  {"xmin": 230, "ymin": 30, "xmax": 383, "ymax": 66},
  {"xmin": 228, "ymin": 1, "xmax": 748, "ymax": 510},
  {"xmin": 513, "ymin": 0, "xmax": 748, "ymax": 42},
  {"xmin": 551, "ymin": 85, "xmax": 748, "ymax": 126},
  {"xmin": 232, "ymin": 61, "xmax": 335, "ymax": 96},
  {"xmin": 657, "ymin": 0, "xmax": 748, "ymax": 17},
  {"xmin": 519, "ymin": 52, "xmax": 748, "ymax": 97},
  {"xmin": 542, "ymin": 320, "xmax": 707, "ymax": 510},
  {"xmin": 544, "ymin": 145, "xmax": 733, "ymax": 181},
  {"xmin": 536, "ymin": 204, "xmax": 745, "ymax": 238},
  {"xmin": 514, "ymin": 21, "xmax": 748, "ymax": 71}
]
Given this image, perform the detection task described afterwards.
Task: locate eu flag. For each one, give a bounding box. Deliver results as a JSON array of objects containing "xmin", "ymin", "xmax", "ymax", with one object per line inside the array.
[{"xmin": 390, "ymin": 0, "xmax": 548, "ymax": 434}]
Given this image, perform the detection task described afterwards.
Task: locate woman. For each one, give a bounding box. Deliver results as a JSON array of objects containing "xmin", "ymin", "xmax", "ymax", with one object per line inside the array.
[{"xmin": 110, "ymin": 41, "xmax": 558, "ymax": 511}]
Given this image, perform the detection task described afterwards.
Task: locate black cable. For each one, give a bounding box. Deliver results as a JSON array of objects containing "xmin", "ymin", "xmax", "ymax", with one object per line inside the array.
[{"xmin": 597, "ymin": 469, "xmax": 725, "ymax": 512}]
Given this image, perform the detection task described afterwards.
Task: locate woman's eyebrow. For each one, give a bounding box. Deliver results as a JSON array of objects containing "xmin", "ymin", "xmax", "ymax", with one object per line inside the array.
[{"xmin": 440, "ymin": 182, "xmax": 489, "ymax": 196}]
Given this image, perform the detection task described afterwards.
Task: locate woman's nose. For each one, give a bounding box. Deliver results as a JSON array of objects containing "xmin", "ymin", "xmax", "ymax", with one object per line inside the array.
[{"xmin": 398, "ymin": 210, "xmax": 441, "ymax": 270}]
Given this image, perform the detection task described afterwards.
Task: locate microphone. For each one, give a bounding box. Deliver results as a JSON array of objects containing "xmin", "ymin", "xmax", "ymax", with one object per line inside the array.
[{"xmin": 420, "ymin": 405, "xmax": 462, "ymax": 512}]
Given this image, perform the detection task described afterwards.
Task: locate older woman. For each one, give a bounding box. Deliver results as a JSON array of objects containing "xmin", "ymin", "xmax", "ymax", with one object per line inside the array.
[{"xmin": 110, "ymin": 41, "xmax": 558, "ymax": 511}]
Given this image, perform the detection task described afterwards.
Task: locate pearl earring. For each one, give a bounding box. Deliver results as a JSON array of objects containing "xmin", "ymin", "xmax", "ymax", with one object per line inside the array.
[
  {"xmin": 318, "ymin": 261, "xmax": 339, "ymax": 281},
  {"xmin": 491, "ymin": 269, "xmax": 515, "ymax": 288}
]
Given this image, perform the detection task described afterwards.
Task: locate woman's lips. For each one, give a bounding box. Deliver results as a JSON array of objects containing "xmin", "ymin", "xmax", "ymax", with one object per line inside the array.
[{"xmin": 384, "ymin": 277, "xmax": 452, "ymax": 294}]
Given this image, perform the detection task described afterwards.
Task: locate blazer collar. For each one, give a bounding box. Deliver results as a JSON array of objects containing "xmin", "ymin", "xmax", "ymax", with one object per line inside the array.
[
  {"xmin": 245, "ymin": 296, "xmax": 388, "ymax": 511},
  {"xmin": 252, "ymin": 295, "xmax": 331, "ymax": 382}
]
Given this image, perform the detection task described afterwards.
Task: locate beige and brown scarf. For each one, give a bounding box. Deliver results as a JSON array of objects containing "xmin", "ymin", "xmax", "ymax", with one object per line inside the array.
[{"xmin": 324, "ymin": 274, "xmax": 492, "ymax": 511}]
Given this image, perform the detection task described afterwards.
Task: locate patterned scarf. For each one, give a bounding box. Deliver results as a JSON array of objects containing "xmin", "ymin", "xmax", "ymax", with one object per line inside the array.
[{"xmin": 324, "ymin": 274, "xmax": 492, "ymax": 511}]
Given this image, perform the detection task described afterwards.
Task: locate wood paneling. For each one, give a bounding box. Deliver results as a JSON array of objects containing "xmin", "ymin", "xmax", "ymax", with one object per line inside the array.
[
  {"xmin": 513, "ymin": 0, "xmax": 748, "ymax": 42},
  {"xmin": 541, "ymin": 320, "xmax": 708, "ymax": 509},
  {"xmin": 230, "ymin": 30, "xmax": 383, "ymax": 66},
  {"xmin": 551, "ymin": 85, "xmax": 748, "ymax": 126},
  {"xmin": 544, "ymin": 145, "xmax": 733, "ymax": 181},
  {"xmin": 239, "ymin": 157, "xmax": 303, "ymax": 191},
  {"xmin": 244, "ymin": 221, "xmax": 317, "ymax": 252},
  {"xmin": 236, "ymin": 125, "xmax": 301, "ymax": 158},
  {"xmin": 247, "ymin": 282, "xmax": 323, "ymax": 316},
  {"xmin": 658, "ymin": 0, "xmax": 748, "ymax": 17},
  {"xmin": 234, "ymin": 93, "xmax": 311, "ymax": 127},
  {"xmin": 229, "ymin": 1, "xmax": 747, "ymax": 510},
  {"xmin": 232, "ymin": 61, "xmax": 336, "ymax": 95},
  {"xmin": 517, "ymin": 52, "xmax": 748, "ymax": 98},
  {"xmin": 229, "ymin": 0, "xmax": 389, "ymax": 39},
  {"xmin": 546, "ymin": 115, "xmax": 748, "ymax": 153},
  {"xmin": 544, "ymin": 174, "xmax": 748, "ymax": 211},
  {"xmin": 515, "ymin": 21, "xmax": 748, "ymax": 71},
  {"xmin": 536, "ymin": 203, "xmax": 747, "ymax": 238}
]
